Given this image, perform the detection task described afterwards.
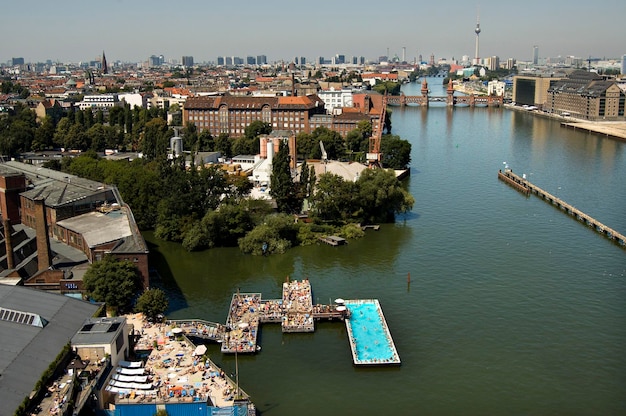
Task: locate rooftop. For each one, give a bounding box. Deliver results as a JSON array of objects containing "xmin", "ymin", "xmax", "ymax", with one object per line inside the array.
[{"xmin": 0, "ymin": 285, "xmax": 99, "ymax": 416}]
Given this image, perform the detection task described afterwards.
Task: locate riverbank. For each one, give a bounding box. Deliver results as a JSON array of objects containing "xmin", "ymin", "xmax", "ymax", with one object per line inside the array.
[{"xmin": 504, "ymin": 104, "xmax": 626, "ymax": 141}]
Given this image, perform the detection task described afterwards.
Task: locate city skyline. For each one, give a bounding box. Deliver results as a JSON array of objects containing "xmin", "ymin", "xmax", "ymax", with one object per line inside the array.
[{"xmin": 2, "ymin": 0, "xmax": 625, "ymax": 65}]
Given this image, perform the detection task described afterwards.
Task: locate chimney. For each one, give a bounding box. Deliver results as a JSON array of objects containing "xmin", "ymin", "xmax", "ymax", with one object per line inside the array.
[
  {"xmin": 3, "ymin": 217, "xmax": 14, "ymax": 269},
  {"xmin": 34, "ymin": 198, "xmax": 52, "ymax": 271}
]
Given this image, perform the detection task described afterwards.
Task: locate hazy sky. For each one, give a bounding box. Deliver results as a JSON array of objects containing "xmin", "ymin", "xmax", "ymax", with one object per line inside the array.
[{"xmin": 2, "ymin": 0, "xmax": 625, "ymax": 64}]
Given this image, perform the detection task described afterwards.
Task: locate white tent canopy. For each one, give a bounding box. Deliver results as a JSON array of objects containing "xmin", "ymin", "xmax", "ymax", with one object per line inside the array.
[{"xmin": 193, "ymin": 344, "xmax": 207, "ymax": 356}]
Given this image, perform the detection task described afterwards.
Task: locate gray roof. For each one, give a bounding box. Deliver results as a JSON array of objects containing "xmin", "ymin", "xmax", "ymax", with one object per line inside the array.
[
  {"xmin": 71, "ymin": 316, "xmax": 126, "ymax": 346},
  {"xmin": 0, "ymin": 161, "xmax": 111, "ymax": 208},
  {"xmin": 0, "ymin": 285, "xmax": 99, "ymax": 416},
  {"xmin": 56, "ymin": 210, "xmax": 132, "ymax": 248}
]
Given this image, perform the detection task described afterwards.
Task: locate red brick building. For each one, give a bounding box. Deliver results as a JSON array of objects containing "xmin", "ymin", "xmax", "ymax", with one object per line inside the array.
[{"xmin": 183, "ymin": 93, "xmax": 326, "ymax": 137}]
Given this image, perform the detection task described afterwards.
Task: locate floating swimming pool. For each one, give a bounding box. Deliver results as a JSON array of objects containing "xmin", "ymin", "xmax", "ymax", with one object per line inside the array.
[{"xmin": 345, "ymin": 300, "xmax": 400, "ymax": 365}]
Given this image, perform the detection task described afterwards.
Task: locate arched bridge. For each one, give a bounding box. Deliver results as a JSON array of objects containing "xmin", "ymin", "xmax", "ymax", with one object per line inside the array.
[{"xmin": 385, "ymin": 93, "xmax": 503, "ymax": 107}]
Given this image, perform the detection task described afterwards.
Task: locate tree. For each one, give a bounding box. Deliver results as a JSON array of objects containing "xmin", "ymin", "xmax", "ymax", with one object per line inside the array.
[
  {"xmin": 270, "ymin": 140, "xmax": 301, "ymax": 213},
  {"xmin": 381, "ymin": 134, "xmax": 411, "ymax": 169},
  {"xmin": 135, "ymin": 288, "xmax": 169, "ymax": 322},
  {"xmin": 244, "ymin": 120, "xmax": 272, "ymax": 140},
  {"xmin": 356, "ymin": 169, "xmax": 414, "ymax": 223},
  {"xmin": 214, "ymin": 133, "xmax": 232, "ymax": 158},
  {"xmin": 83, "ymin": 256, "xmax": 141, "ymax": 315}
]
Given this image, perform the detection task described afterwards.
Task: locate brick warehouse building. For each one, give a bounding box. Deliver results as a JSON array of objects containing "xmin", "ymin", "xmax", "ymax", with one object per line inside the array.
[
  {"xmin": 183, "ymin": 92, "xmax": 386, "ymax": 139},
  {"xmin": 0, "ymin": 161, "xmax": 149, "ymax": 290},
  {"xmin": 544, "ymin": 70, "xmax": 626, "ymax": 120}
]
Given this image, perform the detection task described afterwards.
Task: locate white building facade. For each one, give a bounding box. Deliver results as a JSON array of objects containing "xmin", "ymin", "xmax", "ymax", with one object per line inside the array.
[{"xmin": 317, "ymin": 88, "xmax": 353, "ymax": 114}]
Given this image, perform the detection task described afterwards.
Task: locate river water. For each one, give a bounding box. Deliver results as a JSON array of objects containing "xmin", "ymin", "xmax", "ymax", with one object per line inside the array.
[{"xmin": 145, "ymin": 78, "xmax": 626, "ymax": 415}]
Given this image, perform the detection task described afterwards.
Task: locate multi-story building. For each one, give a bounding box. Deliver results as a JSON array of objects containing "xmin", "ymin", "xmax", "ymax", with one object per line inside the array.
[
  {"xmin": 256, "ymin": 55, "xmax": 267, "ymax": 65},
  {"xmin": 77, "ymin": 94, "xmax": 123, "ymax": 112},
  {"xmin": 183, "ymin": 94, "xmax": 326, "ymax": 137},
  {"xmin": 181, "ymin": 56, "xmax": 194, "ymax": 67},
  {"xmin": 544, "ymin": 70, "xmax": 626, "ymax": 120},
  {"xmin": 318, "ymin": 88, "xmax": 354, "ymax": 114},
  {"xmin": 512, "ymin": 75, "xmax": 562, "ymax": 108},
  {"xmin": 487, "ymin": 80, "xmax": 506, "ymax": 97},
  {"xmin": 0, "ymin": 161, "xmax": 150, "ymax": 289}
]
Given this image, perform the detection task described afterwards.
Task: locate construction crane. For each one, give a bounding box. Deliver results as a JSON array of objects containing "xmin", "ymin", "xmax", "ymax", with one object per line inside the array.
[{"xmin": 367, "ymin": 94, "xmax": 387, "ymax": 168}]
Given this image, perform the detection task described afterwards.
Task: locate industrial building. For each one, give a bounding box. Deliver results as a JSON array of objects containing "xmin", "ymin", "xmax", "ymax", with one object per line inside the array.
[{"xmin": 0, "ymin": 161, "xmax": 149, "ymax": 290}]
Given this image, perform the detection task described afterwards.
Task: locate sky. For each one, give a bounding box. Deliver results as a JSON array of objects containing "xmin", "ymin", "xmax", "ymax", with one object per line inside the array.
[{"xmin": 2, "ymin": 0, "xmax": 625, "ymax": 64}]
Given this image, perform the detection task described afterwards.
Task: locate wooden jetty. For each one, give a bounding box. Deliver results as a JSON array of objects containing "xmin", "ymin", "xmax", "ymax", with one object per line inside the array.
[
  {"xmin": 361, "ymin": 224, "xmax": 381, "ymax": 231},
  {"xmin": 166, "ymin": 319, "xmax": 224, "ymax": 342},
  {"xmin": 319, "ymin": 235, "xmax": 347, "ymax": 246},
  {"xmin": 498, "ymin": 169, "xmax": 626, "ymax": 247}
]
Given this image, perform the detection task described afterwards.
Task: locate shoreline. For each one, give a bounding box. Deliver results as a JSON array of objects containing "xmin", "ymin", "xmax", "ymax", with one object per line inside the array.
[{"xmin": 504, "ymin": 104, "xmax": 626, "ymax": 141}]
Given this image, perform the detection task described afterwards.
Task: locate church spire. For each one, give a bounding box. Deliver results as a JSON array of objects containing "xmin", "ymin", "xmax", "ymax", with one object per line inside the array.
[{"xmin": 102, "ymin": 50, "xmax": 108, "ymax": 74}]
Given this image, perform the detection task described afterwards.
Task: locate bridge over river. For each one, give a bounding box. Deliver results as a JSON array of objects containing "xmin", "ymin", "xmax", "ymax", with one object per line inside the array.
[{"xmin": 385, "ymin": 79, "xmax": 503, "ymax": 107}]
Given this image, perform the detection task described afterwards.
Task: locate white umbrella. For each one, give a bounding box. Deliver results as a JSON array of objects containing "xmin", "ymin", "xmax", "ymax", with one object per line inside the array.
[
  {"xmin": 334, "ymin": 298, "xmax": 345, "ymax": 304},
  {"xmin": 336, "ymin": 305, "xmax": 347, "ymax": 312},
  {"xmin": 171, "ymin": 328, "xmax": 183, "ymax": 334},
  {"xmin": 193, "ymin": 344, "xmax": 207, "ymax": 356}
]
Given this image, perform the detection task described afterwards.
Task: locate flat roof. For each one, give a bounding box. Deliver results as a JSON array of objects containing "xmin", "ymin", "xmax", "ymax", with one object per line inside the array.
[
  {"xmin": 56, "ymin": 210, "xmax": 132, "ymax": 248},
  {"xmin": 71, "ymin": 316, "xmax": 126, "ymax": 346}
]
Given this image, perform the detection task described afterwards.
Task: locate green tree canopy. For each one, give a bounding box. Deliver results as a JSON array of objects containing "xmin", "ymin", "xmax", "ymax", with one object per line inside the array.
[
  {"xmin": 135, "ymin": 288, "xmax": 169, "ymax": 322},
  {"xmin": 83, "ymin": 256, "xmax": 141, "ymax": 315},
  {"xmin": 270, "ymin": 140, "xmax": 301, "ymax": 213}
]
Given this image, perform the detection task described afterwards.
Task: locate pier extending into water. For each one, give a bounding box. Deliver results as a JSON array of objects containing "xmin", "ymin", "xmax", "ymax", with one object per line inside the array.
[
  {"xmin": 498, "ymin": 169, "xmax": 626, "ymax": 248},
  {"xmin": 170, "ymin": 280, "xmax": 400, "ymax": 365}
]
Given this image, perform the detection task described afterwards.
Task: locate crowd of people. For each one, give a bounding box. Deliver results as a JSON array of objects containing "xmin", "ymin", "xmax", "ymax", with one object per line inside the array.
[
  {"xmin": 222, "ymin": 293, "xmax": 261, "ymax": 353},
  {"xmin": 282, "ymin": 280, "xmax": 314, "ymax": 331}
]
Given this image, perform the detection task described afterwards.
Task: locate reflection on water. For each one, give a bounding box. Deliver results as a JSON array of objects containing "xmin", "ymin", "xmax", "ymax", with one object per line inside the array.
[{"xmin": 145, "ymin": 77, "xmax": 626, "ymax": 415}]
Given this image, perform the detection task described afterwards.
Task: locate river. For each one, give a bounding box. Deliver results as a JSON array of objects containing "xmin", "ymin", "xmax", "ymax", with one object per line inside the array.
[{"xmin": 144, "ymin": 78, "xmax": 626, "ymax": 415}]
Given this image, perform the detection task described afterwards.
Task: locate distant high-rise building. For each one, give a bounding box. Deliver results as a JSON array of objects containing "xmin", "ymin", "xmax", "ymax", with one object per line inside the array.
[
  {"xmin": 11, "ymin": 57, "xmax": 24, "ymax": 66},
  {"xmin": 102, "ymin": 51, "xmax": 108, "ymax": 74},
  {"xmin": 300, "ymin": 57, "xmax": 306, "ymax": 65},
  {"xmin": 318, "ymin": 56, "xmax": 325, "ymax": 65},
  {"xmin": 233, "ymin": 57, "xmax": 243, "ymax": 65},
  {"xmin": 256, "ymin": 55, "xmax": 267, "ymax": 65},
  {"xmin": 335, "ymin": 54, "xmax": 345, "ymax": 64},
  {"xmin": 533, "ymin": 46, "xmax": 539, "ymax": 65},
  {"xmin": 429, "ymin": 53, "xmax": 435, "ymax": 66},
  {"xmin": 402, "ymin": 46, "xmax": 406, "ymax": 63},
  {"xmin": 182, "ymin": 56, "xmax": 194, "ymax": 67},
  {"xmin": 247, "ymin": 56, "xmax": 256, "ymax": 65},
  {"xmin": 149, "ymin": 55, "xmax": 160, "ymax": 67},
  {"xmin": 225, "ymin": 56, "xmax": 233, "ymax": 66},
  {"xmin": 621, "ymin": 54, "xmax": 626, "ymax": 76},
  {"xmin": 486, "ymin": 56, "xmax": 500, "ymax": 71},
  {"xmin": 506, "ymin": 58, "xmax": 517, "ymax": 70},
  {"xmin": 217, "ymin": 56, "xmax": 225, "ymax": 66}
]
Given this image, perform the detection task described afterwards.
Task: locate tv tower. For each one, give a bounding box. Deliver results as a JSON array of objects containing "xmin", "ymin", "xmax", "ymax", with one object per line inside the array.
[{"xmin": 474, "ymin": 10, "xmax": 481, "ymax": 66}]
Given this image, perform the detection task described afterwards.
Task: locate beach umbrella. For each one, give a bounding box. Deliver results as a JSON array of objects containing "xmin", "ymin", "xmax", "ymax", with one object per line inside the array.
[{"xmin": 334, "ymin": 298, "xmax": 345, "ymax": 304}]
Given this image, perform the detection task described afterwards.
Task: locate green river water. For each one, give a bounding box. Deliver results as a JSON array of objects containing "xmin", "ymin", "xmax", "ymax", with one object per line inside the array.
[{"xmin": 144, "ymin": 78, "xmax": 626, "ymax": 415}]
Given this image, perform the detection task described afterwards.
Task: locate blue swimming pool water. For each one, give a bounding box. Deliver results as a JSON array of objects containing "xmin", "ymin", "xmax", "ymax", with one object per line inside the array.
[{"xmin": 346, "ymin": 302, "xmax": 396, "ymax": 362}]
